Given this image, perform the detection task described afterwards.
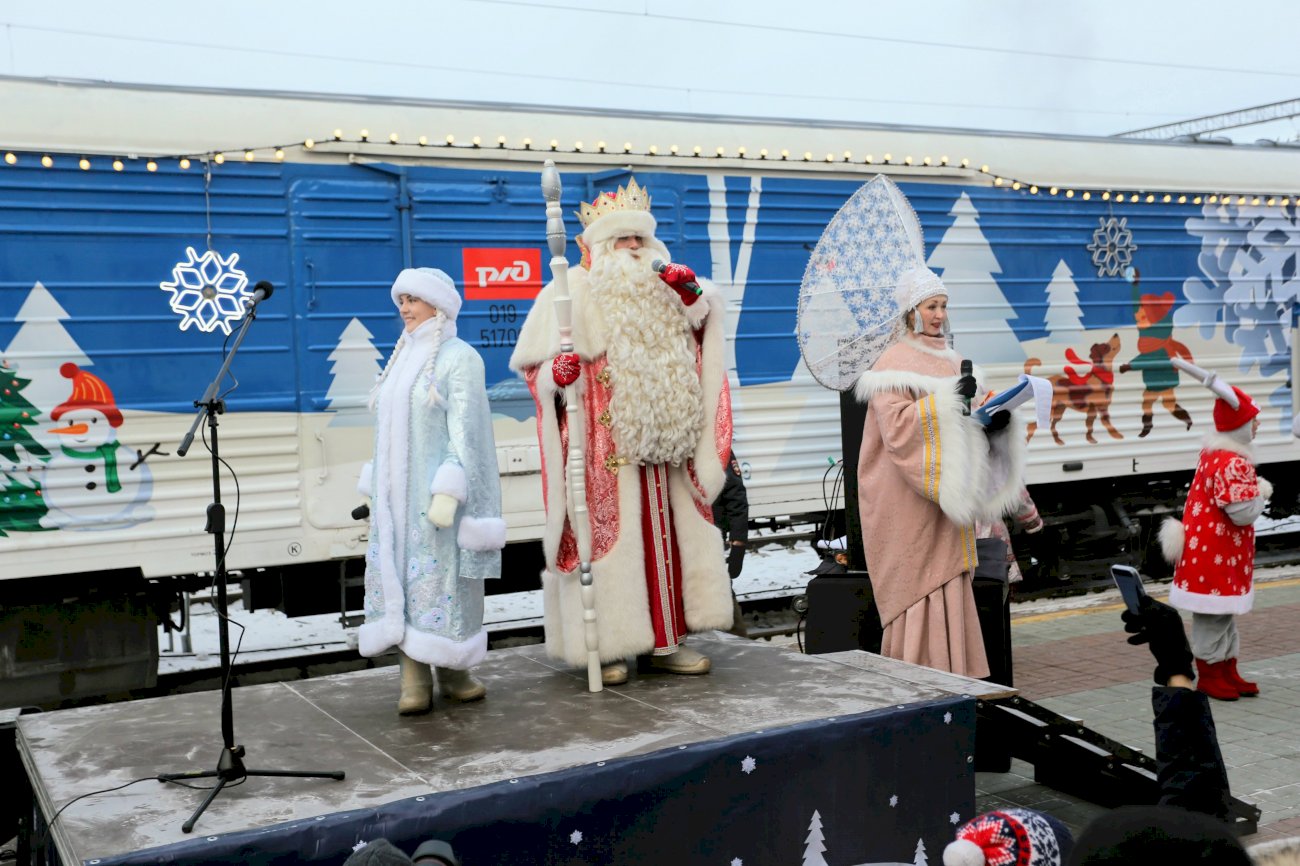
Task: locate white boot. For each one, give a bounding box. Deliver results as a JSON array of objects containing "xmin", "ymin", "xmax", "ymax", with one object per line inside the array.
[
  {"xmin": 601, "ymin": 660, "xmax": 629, "ymax": 686},
  {"xmin": 397, "ymin": 651, "xmax": 433, "ymax": 715},
  {"xmin": 436, "ymin": 666, "xmax": 487, "ymax": 702},
  {"xmin": 648, "ymin": 644, "xmax": 711, "ymax": 675}
]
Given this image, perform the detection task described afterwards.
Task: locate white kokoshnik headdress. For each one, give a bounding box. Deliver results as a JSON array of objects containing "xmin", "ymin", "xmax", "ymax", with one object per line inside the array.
[{"xmin": 796, "ymin": 174, "xmax": 950, "ymax": 390}]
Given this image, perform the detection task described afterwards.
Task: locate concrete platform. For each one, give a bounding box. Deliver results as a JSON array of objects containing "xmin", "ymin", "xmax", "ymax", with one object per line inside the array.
[{"xmin": 19, "ymin": 632, "xmax": 1009, "ymax": 865}]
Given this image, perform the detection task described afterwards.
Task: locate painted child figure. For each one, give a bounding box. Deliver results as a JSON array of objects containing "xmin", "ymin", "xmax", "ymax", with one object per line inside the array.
[
  {"xmin": 1160, "ymin": 383, "xmax": 1270, "ymax": 701},
  {"xmin": 358, "ymin": 268, "xmax": 507, "ymax": 715}
]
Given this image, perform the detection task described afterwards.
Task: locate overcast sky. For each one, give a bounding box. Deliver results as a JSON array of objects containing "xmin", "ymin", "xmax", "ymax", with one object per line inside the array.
[{"xmin": 4, "ymin": 0, "xmax": 1299, "ymax": 141}]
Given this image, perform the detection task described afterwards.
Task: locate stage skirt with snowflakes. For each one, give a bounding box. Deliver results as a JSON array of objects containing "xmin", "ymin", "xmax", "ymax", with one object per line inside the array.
[
  {"xmin": 358, "ymin": 322, "xmax": 505, "ymax": 669},
  {"xmin": 1168, "ymin": 447, "xmax": 1259, "ymax": 616}
]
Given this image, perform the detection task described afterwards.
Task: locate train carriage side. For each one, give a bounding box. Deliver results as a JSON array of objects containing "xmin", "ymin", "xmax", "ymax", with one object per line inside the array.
[{"xmin": 2, "ymin": 128, "xmax": 1298, "ymax": 704}]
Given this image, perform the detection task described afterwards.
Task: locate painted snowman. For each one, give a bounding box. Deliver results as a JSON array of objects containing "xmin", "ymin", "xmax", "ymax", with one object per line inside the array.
[{"xmin": 40, "ymin": 363, "xmax": 154, "ymax": 530}]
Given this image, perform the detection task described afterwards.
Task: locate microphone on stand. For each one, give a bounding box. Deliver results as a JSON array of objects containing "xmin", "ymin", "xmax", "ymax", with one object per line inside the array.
[
  {"xmin": 245, "ymin": 280, "xmax": 274, "ymax": 311},
  {"xmin": 650, "ymin": 259, "xmax": 703, "ymax": 296}
]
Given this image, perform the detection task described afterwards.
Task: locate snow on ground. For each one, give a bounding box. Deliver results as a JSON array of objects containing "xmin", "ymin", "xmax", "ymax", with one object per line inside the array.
[
  {"xmin": 159, "ymin": 540, "xmax": 824, "ymax": 675},
  {"xmin": 159, "ymin": 539, "xmax": 1300, "ymax": 676}
]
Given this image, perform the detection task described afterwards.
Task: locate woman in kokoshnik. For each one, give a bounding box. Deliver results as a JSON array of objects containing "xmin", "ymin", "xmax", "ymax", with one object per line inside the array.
[{"xmin": 853, "ymin": 266, "xmax": 1028, "ymax": 677}]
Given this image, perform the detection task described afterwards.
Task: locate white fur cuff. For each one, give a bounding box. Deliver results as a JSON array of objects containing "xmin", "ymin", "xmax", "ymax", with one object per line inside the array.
[
  {"xmin": 357, "ymin": 462, "xmax": 373, "ymax": 497},
  {"xmin": 1258, "ymin": 477, "xmax": 1273, "ymax": 501},
  {"xmin": 459, "ymin": 515, "xmax": 507, "ymax": 551},
  {"xmin": 431, "ymin": 462, "xmax": 468, "ymax": 501}
]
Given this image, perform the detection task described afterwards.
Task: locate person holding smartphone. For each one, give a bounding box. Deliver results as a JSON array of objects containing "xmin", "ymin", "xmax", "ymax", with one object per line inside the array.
[{"xmin": 1158, "ymin": 383, "xmax": 1270, "ymax": 701}]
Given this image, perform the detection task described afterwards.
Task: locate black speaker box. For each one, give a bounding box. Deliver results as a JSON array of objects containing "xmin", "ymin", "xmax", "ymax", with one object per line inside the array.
[{"xmin": 803, "ymin": 572, "xmax": 883, "ymax": 655}]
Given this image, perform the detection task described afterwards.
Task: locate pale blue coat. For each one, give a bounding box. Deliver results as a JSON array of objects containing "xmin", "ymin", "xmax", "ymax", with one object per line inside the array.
[{"xmin": 358, "ymin": 318, "xmax": 504, "ymax": 669}]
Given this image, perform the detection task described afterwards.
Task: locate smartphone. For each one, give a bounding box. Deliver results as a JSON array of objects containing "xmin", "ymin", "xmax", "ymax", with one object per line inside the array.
[{"xmin": 1110, "ymin": 564, "xmax": 1148, "ymax": 615}]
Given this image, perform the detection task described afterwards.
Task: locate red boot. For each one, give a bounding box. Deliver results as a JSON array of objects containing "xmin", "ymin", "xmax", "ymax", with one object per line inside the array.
[
  {"xmin": 1224, "ymin": 658, "xmax": 1259, "ymax": 697},
  {"xmin": 1195, "ymin": 658, "xmax": 1239, "ymax": 701}
]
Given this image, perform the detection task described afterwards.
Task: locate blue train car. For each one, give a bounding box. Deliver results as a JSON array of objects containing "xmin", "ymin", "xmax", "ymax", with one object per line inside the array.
[{"xmin": 1, "ymin": 79, "xmax": 1297, "ymax": 702}]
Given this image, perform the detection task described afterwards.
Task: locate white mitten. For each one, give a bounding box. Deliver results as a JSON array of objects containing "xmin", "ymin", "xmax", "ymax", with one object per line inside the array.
[
  {"xmin": 1258, "ymin": 476, "xmax": 1273, "ymax": 502},
  {"xmin": 428, "ymin": 493, "xmax": 458, "ymax": 527}
]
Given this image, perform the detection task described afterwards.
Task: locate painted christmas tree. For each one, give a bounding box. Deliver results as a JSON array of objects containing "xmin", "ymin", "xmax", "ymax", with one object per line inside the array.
[
  {"xmin": 0, "ymin": 359, "xmax": 51, "ymax": 535},
  {"xmin": 913, "ymin": 838, "xmax": 928, "ymax": 866},
  {"xmin": 325, "ymin": 318, "xmax": 383, "ymax": 426},
  {"xmin": 1043, "ymin": 260, "xmax": 1085, "ymax": 343},
  {"xmin": 927, "ymin": 193, "xmax": 1023, "ymax": 363},
  {"xmin": 3, "ymin": 283, "xmax": 92, "ymax": 445},
  {"xmin": 802, "ymin": 810, "xmax": 829, "ymax": 866}
]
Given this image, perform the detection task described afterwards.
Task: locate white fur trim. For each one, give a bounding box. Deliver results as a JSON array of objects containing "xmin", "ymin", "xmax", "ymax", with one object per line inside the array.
[
  {"xmin": 1159, "ymin": 518, "xmax": 1185, "ymax": 565},
  {"xmin": 400, "ymin": 626, "xmax": 488, "ymax": 669},
  {"xmin": 1258, "ymin": 476, "xmax": 1273, "ymax": 501},
  {"xmin": 580, "ymin": 210, "xmax": 657, "ymax": 249},
  {"xmin": 1169, "ymin": 583, "xmax": 1254, "ymax": 615},
  {"xmin": 544, "ymin": 462, "xmax": 733, "ymax": 668},
  {"xmin": 458, "ymin": 515, "xmax": 507, "ymax": 552},
  {"xmin": 690, "ymin": 281, "xmax": 728, "ymax": 501},
  {"xmin": 431, "ymin": 462, "xmax": 468, "ymax": 501},
  {"xmin": 1293, "ymin": 413, "xmax": 1300, "ymax": 438},
  {"xmin": 391, "ymin": 267, "xmax": 462, "ymax": 321},
  {"xmin": 357, "ymin": 612, "xmax": 406, "ymax": 658},
  {"xmin": 854, "ymin": 367, "xmax": 1025, "ymax": 524},
  {"xmin": 357, "ymin": 461, "xmax": 373, "ymax": 497},
  {"xmin": 1202, "ymin": 431, "xmax": 1255, "ymax": 460}
]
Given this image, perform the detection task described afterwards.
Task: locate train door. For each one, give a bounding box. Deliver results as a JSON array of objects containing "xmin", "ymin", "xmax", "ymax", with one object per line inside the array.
[{"xmin": 289, "ymin": 170, "xmax": 405, "ymax": 544}]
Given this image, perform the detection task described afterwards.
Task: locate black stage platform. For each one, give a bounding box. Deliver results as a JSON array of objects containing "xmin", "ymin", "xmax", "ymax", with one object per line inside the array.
[{"xmin": 18, "ymin": 633, "xmax": 1012, "ymax": 865}]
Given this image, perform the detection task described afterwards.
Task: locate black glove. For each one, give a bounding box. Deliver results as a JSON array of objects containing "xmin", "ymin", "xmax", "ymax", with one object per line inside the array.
[
  {"xmin": 985, "ymin": 410, "xmax": 1012, "ymax": 432},
  {"xmin": 955, "ymin": 374, "xmax": 977, "ymax": 402},
  {"xmin": 1122, "ymin": 596, "xmax": 1194, "ymax": 686},
  {"xmin": 727, "ymin": 544, "xmax": 745, "ymax": 579}
]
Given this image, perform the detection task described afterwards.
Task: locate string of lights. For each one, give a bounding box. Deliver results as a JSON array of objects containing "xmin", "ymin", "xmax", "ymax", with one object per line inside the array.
[{"xmin": 3, "ymin": 131, "xmax": 1295, "ymax": 209}]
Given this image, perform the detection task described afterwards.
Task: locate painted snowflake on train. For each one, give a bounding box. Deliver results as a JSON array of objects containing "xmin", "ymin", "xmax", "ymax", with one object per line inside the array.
[
  {"xmin": 159, "ymin": 246, "xmax": 252, "ymax": 335},
  {"xmin": 1178, "ymin": 203, "xmax": 1300, "ymax": 416},
  {"xmin": 1086, "ymin": 217, "xmax": 1137, "ymax": 277}
]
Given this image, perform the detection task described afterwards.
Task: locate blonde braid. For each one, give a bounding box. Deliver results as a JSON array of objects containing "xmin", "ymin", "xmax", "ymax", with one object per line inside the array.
[
  {"xmin": 422, "ymin": 312, "xmax": 447, "ymax": 408},
  {"xmin": 368, "ymin": 332, "xmax": 407, "ymax": 411}
]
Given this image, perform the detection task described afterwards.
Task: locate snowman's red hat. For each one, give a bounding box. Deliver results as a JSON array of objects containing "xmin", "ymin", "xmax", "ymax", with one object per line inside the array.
[{"xmin": 50, "ymin": 363, "xmax": 123, "ymax": 428}]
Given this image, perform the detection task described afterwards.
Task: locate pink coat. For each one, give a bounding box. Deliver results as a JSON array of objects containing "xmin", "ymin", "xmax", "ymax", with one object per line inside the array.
[{"xmin": 855, "ymin": 334, "xmax": 1027, "ymax": 629}]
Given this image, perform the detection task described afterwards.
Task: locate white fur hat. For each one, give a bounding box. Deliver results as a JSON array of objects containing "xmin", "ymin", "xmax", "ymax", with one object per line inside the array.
[
  {"xmin": 896, "ymin": 265, "xmax": 947, "ymax": 314},
  {"xmin": 390, "ymin": 267, "xmax": 461, "ymax": 321},
  {"xmin": 580, "ymin": 209, "xmax": 657, "ymax": 249}
]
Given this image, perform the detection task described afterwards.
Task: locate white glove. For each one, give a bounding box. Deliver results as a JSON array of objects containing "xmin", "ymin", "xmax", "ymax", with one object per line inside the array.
[
  {"xmin": 428, "ymin": 493, "xmax": 458, "ymax": 527},
  {"xmin": 1258, "ymin": 477, "xmax": 1273, "ymax": 502}
]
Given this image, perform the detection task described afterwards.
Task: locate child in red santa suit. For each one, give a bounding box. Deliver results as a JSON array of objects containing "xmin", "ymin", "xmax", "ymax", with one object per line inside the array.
[{"xmin": 1160, "ymin": 385, "xmax": 1271, "ymax": 701}]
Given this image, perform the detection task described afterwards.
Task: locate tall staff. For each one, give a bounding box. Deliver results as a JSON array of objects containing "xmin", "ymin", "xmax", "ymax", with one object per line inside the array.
[{"xmin": 541, "ymin": 160, "xmax": 602, "ymax": 692}]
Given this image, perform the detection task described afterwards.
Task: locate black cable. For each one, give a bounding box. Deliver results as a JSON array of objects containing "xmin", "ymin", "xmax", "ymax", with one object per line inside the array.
[{"xmin": 38, "ymin": 777, "xmax": 156, "ymax": 851}]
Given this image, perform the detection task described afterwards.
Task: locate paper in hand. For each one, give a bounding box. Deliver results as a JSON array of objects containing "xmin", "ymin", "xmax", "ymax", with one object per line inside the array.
[{"xmin": 973, "ymin": 374, "xmax": 1053, "ymax": 428}]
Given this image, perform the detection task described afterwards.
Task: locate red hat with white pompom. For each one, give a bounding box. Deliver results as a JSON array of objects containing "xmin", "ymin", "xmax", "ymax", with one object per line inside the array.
[
  {"xmin": 944, "ymin": 808, "xmax": 1072, "ymax": 866},
  {"xmin": 50, "ymin": 363, "xmax": 123, "ymax": 428}
]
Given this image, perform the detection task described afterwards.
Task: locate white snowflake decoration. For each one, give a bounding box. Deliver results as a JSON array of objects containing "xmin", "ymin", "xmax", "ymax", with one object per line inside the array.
[
  {"xmin": 731, "ymin": 859, "xmax": 743, "ymax": 866},
  {"xmin": 943, "ymin": 711, "xmax": 953, "ymax": 725},
  {"xmin": 740, "ymin": 755, "xmax": 757, "ymax": 774},
  {"xmin": 950, "ymin": 812, "xmax": 962, "ymax": 824},
  {"xmin": 160, "ymin": 246, "xmax": 252, "ymax": 334},
  {"xmin": 1087, "ymin": 217, "xmax": 1137, "ymax": 277},
  {"xmin": 890, "ymin": 794, "xmax": 899, "ymax": 807},
  {"xmin": 569, "ymin": 829, "xmax": 583, "ymax": 845}
]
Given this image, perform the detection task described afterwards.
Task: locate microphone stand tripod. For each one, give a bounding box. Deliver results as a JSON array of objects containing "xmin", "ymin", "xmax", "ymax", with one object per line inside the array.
[{"xmin": 157, "ymin": 294, "xmax": 344, "ymax": 834}]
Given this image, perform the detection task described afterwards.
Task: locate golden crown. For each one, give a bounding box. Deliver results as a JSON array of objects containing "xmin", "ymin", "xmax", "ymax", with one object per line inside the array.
[{"xmin": 577, "ymin": 177, "xmax": 652, "ymax": 228}]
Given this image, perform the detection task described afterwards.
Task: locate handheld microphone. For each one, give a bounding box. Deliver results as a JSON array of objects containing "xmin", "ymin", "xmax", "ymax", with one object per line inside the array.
[
  {"xmin": 650, "ymin": 259, "xmax": 703, "ymax": 296},
  {"xmin": 245, "ymin": 280, "xmax": 274, "ymax": 310},
  {"xmin": 960, "ymin": 359, "xmax": 973, "ymax": 416},
  {"xmin": 351, "ymin": 503, "xmax": 370, "ymax": 521}
]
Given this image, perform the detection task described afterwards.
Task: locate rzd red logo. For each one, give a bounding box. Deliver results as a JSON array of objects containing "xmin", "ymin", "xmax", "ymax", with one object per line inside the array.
[{"xmin": 462, "ymin": 248, "xmax": 543, "ymax": 300}]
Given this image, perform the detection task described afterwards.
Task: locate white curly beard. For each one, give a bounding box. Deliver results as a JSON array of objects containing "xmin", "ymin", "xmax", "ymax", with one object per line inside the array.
[{"xmin": 589, "ymin": 247, "xmax": 704, "ymax": 466}]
